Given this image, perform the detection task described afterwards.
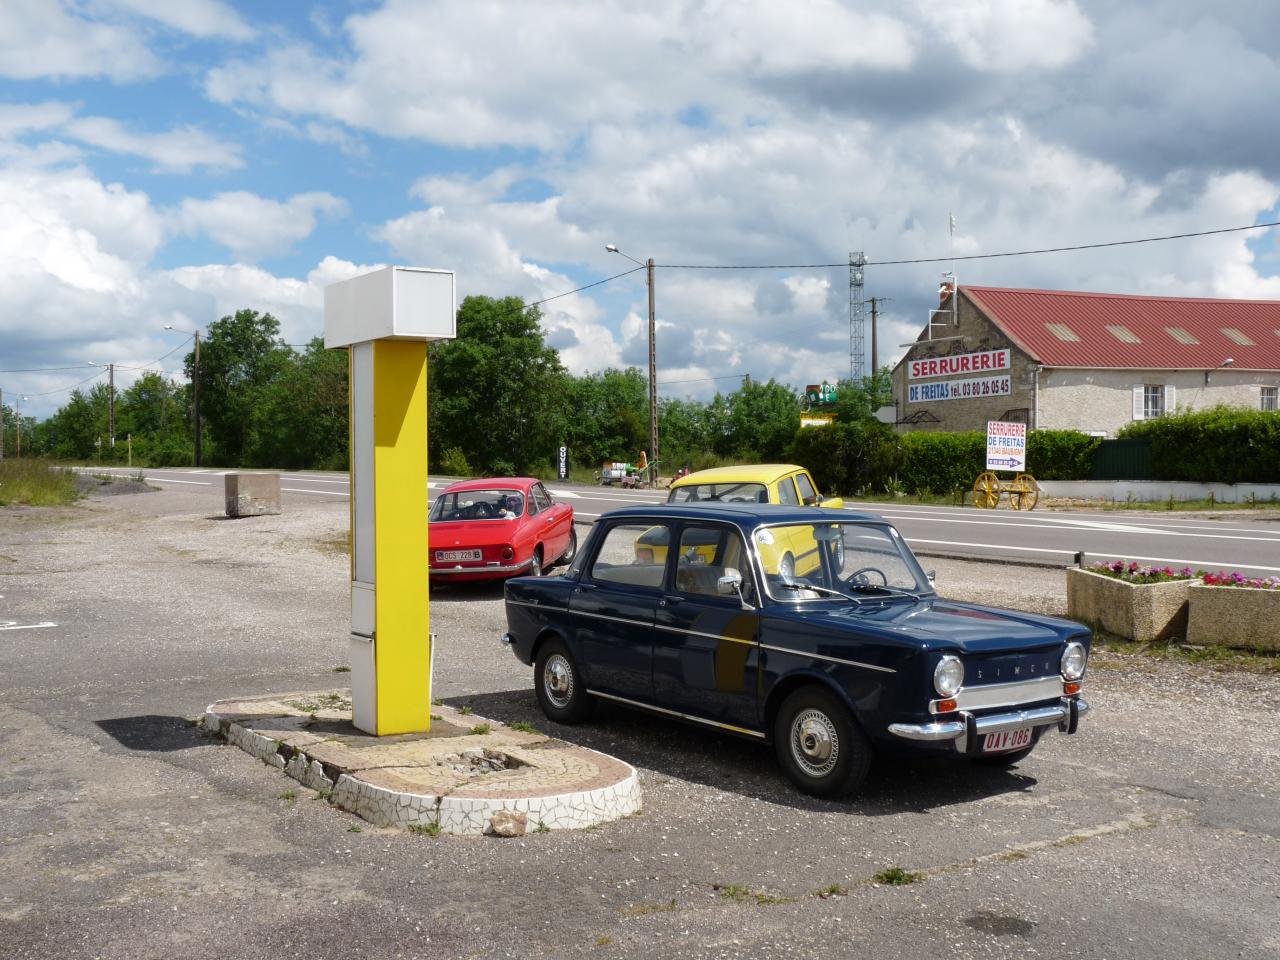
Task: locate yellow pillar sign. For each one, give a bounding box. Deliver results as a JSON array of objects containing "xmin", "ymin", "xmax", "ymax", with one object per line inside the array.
[{"xmin": 324, "ymin": 267, "xmax": 456, "ymax": 736}]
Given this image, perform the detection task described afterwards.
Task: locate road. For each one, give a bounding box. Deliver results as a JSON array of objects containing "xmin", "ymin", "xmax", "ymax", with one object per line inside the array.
[{"xmin": 87, "ymin": 466, "xmax": 1280, "ymax": 576}]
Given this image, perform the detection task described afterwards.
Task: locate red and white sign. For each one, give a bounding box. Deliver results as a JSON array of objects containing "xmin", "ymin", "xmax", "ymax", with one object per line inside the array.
[
  {"xmin": 986, "ymin": 420, "xmax": 1027, "ymax": 472},
  {"xmin": 908, "ymin": 349, "xmax": 1010, "ymax": 381}
]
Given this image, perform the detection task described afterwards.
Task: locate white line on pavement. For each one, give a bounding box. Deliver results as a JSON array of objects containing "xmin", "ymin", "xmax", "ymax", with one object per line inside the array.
[
  {"xmin": 878, "ymin": 513, "xmax": 1280, "ymax": 545},
  {"xmin": 0, "ymin": 621, "xmax": 57, "ymax": 631},
  {"xmin": 148, "ymin": 478, "xmax": 213, "ymax": 486},
  {"xmin": 908, "ymin": 537, "xmax": 1280, "ymax": 573},
  {"xmin": 281, "ymin": 487, "xmax": 350, "ymax": 497}
]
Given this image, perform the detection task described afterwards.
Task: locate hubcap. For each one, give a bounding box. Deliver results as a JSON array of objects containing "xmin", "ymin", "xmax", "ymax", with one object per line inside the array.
[
  {"xmin": 544, "ymin": 655, "xmax": 573, "ymax": 708},
  {"xmin": 791, "ymin": 709, "xmax": 839, "ymax": 777}
]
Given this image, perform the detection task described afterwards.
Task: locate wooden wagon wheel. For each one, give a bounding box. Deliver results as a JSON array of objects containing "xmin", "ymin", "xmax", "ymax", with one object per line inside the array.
[
  {"xmin": 972, "ymin": 472, "xmax": 1001, "ymax": 509},
  {"xmin": 1010, "ymin": 473, "xmax": 1040, "ymax": 511}
]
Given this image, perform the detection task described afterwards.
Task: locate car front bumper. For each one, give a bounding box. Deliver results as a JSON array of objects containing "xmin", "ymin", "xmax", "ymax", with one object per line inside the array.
[{"xmin": 887, "ymin": 697, "xmax": 1089, "ymax": 754}]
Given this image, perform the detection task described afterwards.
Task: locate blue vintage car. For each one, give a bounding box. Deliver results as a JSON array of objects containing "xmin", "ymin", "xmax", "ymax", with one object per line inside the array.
[{"xmin": 501, "ymin": 503, "xmax": 1091, "ymax": 797}]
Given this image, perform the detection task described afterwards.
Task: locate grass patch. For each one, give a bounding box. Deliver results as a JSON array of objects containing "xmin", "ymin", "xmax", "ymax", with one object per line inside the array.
[
  {"xmin": 814, "ymin": 883, "xmax": 848, "ymax": 898},
  {"xmin": 314, "ymin": 533, "xmax": 351, "ymax": 557},
  {"xmin": 872, "ymin": 867, "xmax": 924, "ymax": 886},
  {"xmin": 1094, "ymin": 637, "xmax": 1280, "ymax": 674},
  {"xmin": 347, "ymin": 825, "xmax": 362, "ymax": 833},
  {"xmin": 458, "ymin": 704, "xmax": 472, "ymax": 715},
  {"xmin": 1053, "ymin": 835, "xmax": 1088, "ymax": 848},
  {"xmin": 0, "ymin": 460, "xmax": 79, "ymax": 506},
  {"xmin": 620, "ymin": 899, "xmax": 677, "ymax": 917},
  {"xmin": 595, "ymin": 936, "xmax": 612, "ymax": 947},
  {"xmin": 276, "ymin": 789, "xmax": 297, "ymax": 801},
  {"xmin": 714, "ymin": 883, "xmax": 795, "ymax": 906},
  {"xmin": 534, "ymin": 821, "xmax": 550, "ymax": 834},
  {"xmin": 508, "ymin": 721, "xmax": 538, "ymax": 733},
  {"xmin": 285, "ymin": 692, "xmax": 351, "ymax": 713},
  {"xmin": 467, "ymin": 723, "xmax": 492, "ymax": 736},
  {"xmin": 997, "ymin": 850, "xmax": 1029, "ymax": 862},
  {"xmin": 408, "ymin": 821, "xmax": 441, "ymax": 837}
]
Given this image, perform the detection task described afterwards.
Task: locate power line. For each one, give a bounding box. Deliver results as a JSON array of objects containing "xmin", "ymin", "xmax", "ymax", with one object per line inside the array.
[
  {"xmin": 658, "ymin": 218, "xmax": 1280, "ymax": 270},
  {"xmin": 0, "ymin": 364, "xmax": 95, "ymax": 374},
  {"xmin": 29, "ymin": 368, "xmax": 108, "ymax": 397},
  {"xmin": 527, "ymin": 265, "xmax": 646, "ymax": 307}
]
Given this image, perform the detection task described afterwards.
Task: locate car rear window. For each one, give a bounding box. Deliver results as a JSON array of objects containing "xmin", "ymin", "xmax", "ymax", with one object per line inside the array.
[{"xmin": 668, "ymin": 482, "xmax": 768, "ymax": 504}]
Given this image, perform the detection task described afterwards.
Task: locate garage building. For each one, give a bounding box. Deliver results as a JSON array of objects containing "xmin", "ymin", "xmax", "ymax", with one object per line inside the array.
[{"xmin": 891, "ymin": 285, "xmax": 1280, "ymax": 436}]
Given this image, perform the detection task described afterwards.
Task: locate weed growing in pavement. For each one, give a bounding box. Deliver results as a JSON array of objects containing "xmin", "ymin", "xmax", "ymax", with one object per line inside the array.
[
  {"xmin": 287, "ymin": 692, "xmax": 350, "ymax": 713},
  {"xmin": 430, "ymin": 714, "xmax": 441, "ymax": 721},
  {"xmin": 534, "ymin": 821, "xmax": 550, "ymax": 834},
  {"xmin": 347, "ymin": 825, "xmax": 362, "ymax": 833},
  {"xmin": 1093, "ymin": 637, "xmax": 1279, "ymax": 674},
  {"xmin": 814, "ymin": 883, "xmax": 848, "ymax": 898},
  {"xmin": 458, "ymin": 704, "xmax": 472, "ymax": 715},
  {"xmin": 872, "ymin": 867, "xmax": 924, "ymax": 886},
  {"xmin": 467, "ymin": 723, "xmax": 492, "ymax": 736},
  {"xmin": 620, "ymin": 899, "xmax": 677, "ymax": 917},
  {"xmin": 408, "ymin": 822, "xmax": 441, "ymax": 837},
  {"xmin": 1053, "ymin": 835, "xmax": 1088, "ymax": 848},
  {"xmin": 276, "ymin": 789, "xmax": 297, "ymax": 801},
  {"xmin": 508, "ymin": 721, "xmax": 538, "ymax": 733},
  {"xmin": 595, "ymin": 936, "xmax": 612, "ymax": 947},
  {"xmin": 997, "ymin": 850, "xmax": 1029, "ymax": 862},
  {"xmin": 714, "ymin": 883, "xmax": 795, "ymax": 906},
  {"xmin": 314, "ymin": 787, "xmax": 334, "ymax": 802},
  {"xmin": 431, "ymin": 697, "xmax": 444, "ymax": 706},
  {"xmin": 332, "ymin": 666, "xmax": 350, "ymax": 673}
]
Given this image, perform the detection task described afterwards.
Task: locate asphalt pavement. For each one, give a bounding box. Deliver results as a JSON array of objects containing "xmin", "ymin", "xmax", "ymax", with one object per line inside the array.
[{"xmin": 0, "ymin": 484, "xmax": 1276, "ymax": 959}]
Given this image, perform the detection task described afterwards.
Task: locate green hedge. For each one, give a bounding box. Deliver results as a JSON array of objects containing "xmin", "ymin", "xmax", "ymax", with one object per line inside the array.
[{"xmin": 1119, "ymin": 407, "xmax": 1280, "ymax": 484}]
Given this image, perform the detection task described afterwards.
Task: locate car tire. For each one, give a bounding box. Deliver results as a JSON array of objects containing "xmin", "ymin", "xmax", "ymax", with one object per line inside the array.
[
  {"xmin": 529, "ymin": 546, "xmax": 544, "ymax": 577},
  {"xmin": 556, "ymin": 527, "xmax": 578, "ymax": 566},
  {"xmin": 773, "ymin": 686, "xmax": 871, "ymax": 798},
  {"xmin": 534, "ymin": 640, "xmax": 594, "ymax": 724}
]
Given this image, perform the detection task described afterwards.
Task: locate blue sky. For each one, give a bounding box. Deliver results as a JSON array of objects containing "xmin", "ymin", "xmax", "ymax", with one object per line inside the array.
[{"xmin": 3, "ymin": 0, "xmax": 1280, "ymax": 419}]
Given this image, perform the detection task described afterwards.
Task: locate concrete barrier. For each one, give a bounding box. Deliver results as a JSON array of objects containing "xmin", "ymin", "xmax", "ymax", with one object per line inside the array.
[
  {"xmin": 224, "ymin": 473, "xmax": 281, "ymax": 517},
  {"xmin": 1187, "ymin": 584, "xmax": 1280, "ymax": 651}
]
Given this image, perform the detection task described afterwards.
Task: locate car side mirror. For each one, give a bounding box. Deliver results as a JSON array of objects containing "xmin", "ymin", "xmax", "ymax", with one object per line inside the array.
[
  {"xmin": 717, "ymin": 569, "xmax": 743, "ymax": 596},
  {"xmin": 927, "ymin": 569, "xmax": 936, "ymax": 587}
]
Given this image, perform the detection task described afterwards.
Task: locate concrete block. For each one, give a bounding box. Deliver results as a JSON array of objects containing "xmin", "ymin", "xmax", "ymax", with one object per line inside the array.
[
  {"xmin": 1187, "ymin": 584, "xmax": 1280, "ymax": 651},
  {"xmin": 225, "ymin": 473, "xmax": 281, "ymax": 517},
  {"xmin": 1065, "ymin": 567, "xmax": 1190, "ymax": 642}
]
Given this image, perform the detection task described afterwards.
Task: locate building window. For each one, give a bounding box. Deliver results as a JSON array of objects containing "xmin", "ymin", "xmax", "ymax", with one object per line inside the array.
[
  {"xmin": 1143, "ymin": 384, "xmax": 1164, "ymax": 419},
  {"xmin": 1264, "ymin": 386, "xmax": 1279, "ymax": 413}
]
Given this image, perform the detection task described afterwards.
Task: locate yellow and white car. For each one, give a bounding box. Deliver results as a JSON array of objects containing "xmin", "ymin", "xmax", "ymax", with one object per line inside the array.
[{"xmin": 637, "ymin": 465, "xmax": 846, "ymax": 579}]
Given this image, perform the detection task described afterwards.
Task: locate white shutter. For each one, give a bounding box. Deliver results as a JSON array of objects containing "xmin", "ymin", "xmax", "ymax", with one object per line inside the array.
[
  {"xmin": 1164, "ymin": 383, "xmax": 1176, "ymax": 414},
  {"xmin": 1132, "ymin": 384, "xmax": 1145, "ymax": 420}
]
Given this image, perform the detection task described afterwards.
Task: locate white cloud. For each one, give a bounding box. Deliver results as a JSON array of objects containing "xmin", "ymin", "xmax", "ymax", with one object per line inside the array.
[
  {"xmin": 925, "ymin": 0, "xmax": 1094, "ymax": 72},
  {"xmin": 109, "ymin": 0, "xmax": 255, "ymax": 40},
  {"xmin": 0, "ymin": 0, "xmax": 161, "ymax": 81},
  {"xmin": 65, "ymin": 116, "xmax": 243, "ymax": 173},
  {"xmin": 0, "ymin": 101, "xmax": 77, "ymax": 138},
  {"xmin": 176, "ymin": 191, "xmax": 349, "ymax": 261}
]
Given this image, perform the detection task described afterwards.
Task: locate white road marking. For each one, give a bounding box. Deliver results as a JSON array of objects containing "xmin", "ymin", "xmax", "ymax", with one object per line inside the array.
[
  {"xmin": 0, "ymin": 621, "xmax": 57, "ymax": 631},
  {"xmin": 908, "ymin": 537, "xmax": 1280, "ymax": 573},
  {"xmin": 148, "ymin": 478, "xmax": 213, "ymax": 486},
  {"xmin": 280, "ymin": 476, "xmax": 350, "ymax": 485},
  {"xmin": 546, "ymin": 488, "xmax": 581, "ymax": 499},
  {"xmin": 877, "ymin": 512, "xmax": 1280, "ymax": 545},
  {"xmin": 281, "ymin": 487, "xmax": 350, "ymax": 497}
]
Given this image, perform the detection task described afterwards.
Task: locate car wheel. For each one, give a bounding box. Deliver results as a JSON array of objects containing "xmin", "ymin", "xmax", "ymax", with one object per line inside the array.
[
  {"xmin": 529, "ymin": 546, "xmax": 544, "ymax": 577},
  {"xmin": 534, "ymin": 640, "xmax": 594, "ymax": 724},
  {"xmin": 780, "ymin": 552, "xmax": 796, "ymax": 581},
  {"xmin": 773, "ymin": 686, "xmax": 871, "ymax": 798},
  {"xmin": 556, "ymin": 527, "xmax": 578, "ymax": 566}
]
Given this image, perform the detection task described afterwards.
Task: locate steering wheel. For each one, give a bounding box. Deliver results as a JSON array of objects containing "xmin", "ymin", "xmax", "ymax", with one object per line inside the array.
[{"xmin": 844, "ymin": 566, "xmax": 888, "ymax": 587}]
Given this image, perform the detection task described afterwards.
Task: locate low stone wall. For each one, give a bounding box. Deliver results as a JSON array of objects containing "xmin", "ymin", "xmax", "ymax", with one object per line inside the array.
[
  {"xmin": 1040, "ymin": 480, "xmax": 1280, "ymax": 503},
  {"xmin": 1186, "ymin": 584, "xmax": 1280, "ymax": 652},
  {"xmin": 224, "ymin": 473, "xmax": 281, "ymax": 517},
  {"xmin": 1065, "ymin": 567, "xmax": 1190, "ymax": 642}
]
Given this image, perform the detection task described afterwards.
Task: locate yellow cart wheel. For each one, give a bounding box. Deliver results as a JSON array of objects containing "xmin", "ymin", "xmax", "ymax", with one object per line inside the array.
[
  {"xmin": 1014, "ymin": 474, "xmax": 1039, "ymax": 511},
  {"xmin": 972, "ymin": 472, "xmax": 1001, "ymax": 509}
]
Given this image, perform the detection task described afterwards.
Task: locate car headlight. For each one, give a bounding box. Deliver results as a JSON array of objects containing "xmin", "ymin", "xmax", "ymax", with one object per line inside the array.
[
  {"xmin": 933, "ymin": 655, "xmax": 964, "ymax": 697},
  {"xmin": 1061, "ymin": 641, "xmax": 1087, "ymax": 680}
]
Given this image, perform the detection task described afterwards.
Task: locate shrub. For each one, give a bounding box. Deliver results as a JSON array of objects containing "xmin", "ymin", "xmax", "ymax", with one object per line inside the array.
[
  {"xmin": 1027, "ymin": 431, "xmax": 1101, "ymax": 480},
  {"xmin": 1119, "ymin": 407, "xmax": 1280, "ymax": 484},
  {"xmin": 438, "ymin": 446, "xmax": 472, "ymax": 477},
  {"xmin": 0, "ymin": 459, "xmax": 79, "ymax": 506}
]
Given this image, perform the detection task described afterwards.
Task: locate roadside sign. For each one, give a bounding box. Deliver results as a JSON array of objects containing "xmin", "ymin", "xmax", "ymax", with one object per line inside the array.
[
  {"xmin": 986, "ymin": 420, "xmax": 1027, "ymax": 472},
  {"xmin": 556, "ymin": 445, "xmax": 569, "ymax": 481}
]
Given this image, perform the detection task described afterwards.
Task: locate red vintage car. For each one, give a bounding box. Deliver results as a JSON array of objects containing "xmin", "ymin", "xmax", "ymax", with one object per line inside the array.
[{"xmin": 428, "ymin": 477, "xmax": 576, "ymax": 583}]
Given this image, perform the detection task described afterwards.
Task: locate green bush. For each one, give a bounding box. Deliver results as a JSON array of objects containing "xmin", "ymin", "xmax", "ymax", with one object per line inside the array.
[
  {"xmin": 897, "ymin": 431, "xmax": 986, "ymax": 495},
  {"xmin": 1119, "ymin": 407, "xmax": 1280, "ymax": 484},
  {"xmin": 0, "ymin": 459, "xmax": 78, "ymax": 506},
  {"xmin": 437, "ymin": 446, "xmax": 472, "ymax": 477},
  {"xmin": 1026, "ymin": 430, "xmax": 1101, "ymax": 480}
]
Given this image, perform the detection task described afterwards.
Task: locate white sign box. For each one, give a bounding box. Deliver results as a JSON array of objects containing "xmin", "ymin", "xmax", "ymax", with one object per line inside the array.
[
  {"xmin": 907, "ymin": 374, "xmax": 1012, "ymax": 404},
  {"xmin": 986, "ymin": 420, "xmax": 1027, "ymax": 472},
  {"xmin": 324, "ymin": 266, "xmax": 456, "ymax": 348},
  {"xmin": 908, "ymin": 349, "xmax": 1010, "ymax": 381}
]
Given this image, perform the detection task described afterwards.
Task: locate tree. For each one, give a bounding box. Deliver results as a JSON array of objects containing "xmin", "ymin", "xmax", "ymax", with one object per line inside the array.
[
  {"xmin": 428, "ymin": 296, "xmax": 566, "ymax": 475},
  {"xmin": 724, "ymin": 376, "xmax": 800, "ymax": 461},
  {"xmin": 254, "ymin": 339, "xmax": 350, "ymax": 470},
  {"xmin": 42, "ymin": 384, "xmax": 111, "ymax": 460},
  {"xmin": 188, "ymin": 309, "xmax": 293, "ymax": 465},
  {"xmin": 117, "ymin": 372, "xmax": 191, "ymax": 465},
  {"xmin": 564, "ymin": 368, "xmax": 648, "ymax": 468}
]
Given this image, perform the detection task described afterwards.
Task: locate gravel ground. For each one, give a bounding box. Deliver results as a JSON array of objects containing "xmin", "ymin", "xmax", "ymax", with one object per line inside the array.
[{"xmin": 0, "ymin": 488, "xmax": 1277, "ymax": 960}]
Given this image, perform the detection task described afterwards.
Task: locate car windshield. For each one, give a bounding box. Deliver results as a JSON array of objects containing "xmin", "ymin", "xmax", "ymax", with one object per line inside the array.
[
  {"xmin": 668, "ymin": 482, "xmax": 768, "ymax": 504},
  {"xmin": 429, "ymin": 489, "xmax": 525, "ymax": 522},
  {"xmin": 752, "ymin": 520, "xmax": 930, "ymax": 602}
]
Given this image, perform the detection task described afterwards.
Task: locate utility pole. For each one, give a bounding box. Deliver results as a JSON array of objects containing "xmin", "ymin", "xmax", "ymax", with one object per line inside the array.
[
  {"xmin": 867, "ymin": 297, "xmax": 893, "ymax": 376},
  {"xmin": 647, "ymin": 257, "xmax": 658, "ymax": 482},
  {"xmin": 0, "ymin": 387, "xmax": 5, "ymax": 460},
  {"xmin": 193, "ymin": 330, "xmax": 202, "ymax": 467},
  {"xmin": 108, "ymin": 362, "xmax": 115, "ymax": 450}
]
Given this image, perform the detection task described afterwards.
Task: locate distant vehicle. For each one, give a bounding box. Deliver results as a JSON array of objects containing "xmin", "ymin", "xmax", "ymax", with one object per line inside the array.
[
  {"xmin": 429, "ymin": 477, "xmax": 575, "ymax": 583},
  {"xmin": 502, "ymin": 502, "xmax": 1091, "ymax": 797}
]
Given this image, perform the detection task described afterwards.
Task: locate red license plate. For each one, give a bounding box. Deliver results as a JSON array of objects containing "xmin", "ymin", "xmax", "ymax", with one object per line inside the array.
[{"xmin": 982, "ymin": 728, "xmax": 1032, "ymax": 753}]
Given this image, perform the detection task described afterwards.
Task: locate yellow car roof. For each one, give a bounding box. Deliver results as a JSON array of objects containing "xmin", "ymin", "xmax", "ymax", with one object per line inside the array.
[{"xmin": 670, "ymin": 464, "xmax": 805, "ymax": 487}]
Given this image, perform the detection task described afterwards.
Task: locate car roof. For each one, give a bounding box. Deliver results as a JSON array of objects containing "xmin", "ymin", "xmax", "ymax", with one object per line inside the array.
[
  {"xmin": 600, "ymin": 502, "xmax": 884, "ymax": 527},
  {"xmin": 670, "ymin": 464, "xmax": 806, "ymax": 487},
  {"xmin": 440, "ymin": 477, "xmax": 538, "ymax": 492}
]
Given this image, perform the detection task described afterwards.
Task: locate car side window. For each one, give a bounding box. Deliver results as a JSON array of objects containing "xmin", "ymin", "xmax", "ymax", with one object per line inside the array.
[
  {"xmin": 777, "ymin": 476, "xmax": 800, "ymax": 505},
  {"xmin": 586, "ymin": 522, "xmax": 670, "ymax": 591},
  {"xmin": 672, "ymin": 523, "xmax": 755, "ymax": 602},
  {"xmin": 794, "ymin": 472, "xmax": 818, "ymax": 505},
  {"xmin": 534, "ymin": 483, "xmax": 553, "ymax": 511}
]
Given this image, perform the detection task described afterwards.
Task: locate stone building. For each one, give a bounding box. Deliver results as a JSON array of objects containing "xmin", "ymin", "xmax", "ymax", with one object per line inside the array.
[{"xmin": 890, "ymin": 285, "xmax": 1280, "ymax": 436}]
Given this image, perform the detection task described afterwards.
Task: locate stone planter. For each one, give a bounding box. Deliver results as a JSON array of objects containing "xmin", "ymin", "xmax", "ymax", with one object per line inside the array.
[
  {"xmin": 1065, "ymin": 567, "xmax": 1191, "ymax": 642},
  {"xmin": 1187, "ymin": 584, "xmax": 1280, "ymax": 651}
]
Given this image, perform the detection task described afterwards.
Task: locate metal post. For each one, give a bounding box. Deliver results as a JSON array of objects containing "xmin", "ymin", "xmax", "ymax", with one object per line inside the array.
[
  {"xmin": 108, "ymin": 363, "xmax": 115, "ymax": 449},
  {"xmin": 870, "ymin": 298, "xmax": 879, "ymax": 375},
  {"xmin": 0, "ymin": 387, "xmax": 5, "ymax": 460},
  {"xmin": 193, "ymin": 331, "xmax": 202, "ymax": 467},
  {"xmin": 647, "ymin": 257, "xmax": 658, "ymax": 483}
]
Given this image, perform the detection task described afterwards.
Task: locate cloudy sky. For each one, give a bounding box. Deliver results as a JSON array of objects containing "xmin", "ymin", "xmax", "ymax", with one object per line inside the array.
[{"xmin": 3, "ymin": 0, "xmax": 1280, "ymax": 419}]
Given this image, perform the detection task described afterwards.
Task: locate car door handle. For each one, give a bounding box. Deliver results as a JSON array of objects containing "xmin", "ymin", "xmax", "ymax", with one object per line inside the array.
[{"xmin": 661, "ymin": 595, "xmax": 684, "ymax": 606}]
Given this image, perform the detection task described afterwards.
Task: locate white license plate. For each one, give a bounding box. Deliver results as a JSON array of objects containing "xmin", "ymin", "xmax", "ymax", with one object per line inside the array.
[
  {"xmin": 436, "ymin": 549, "xmax": 481, "ymax": 562},
  {"xmin": 982, "ymin": 728, "xmax": 1032, "ymax": 753}
]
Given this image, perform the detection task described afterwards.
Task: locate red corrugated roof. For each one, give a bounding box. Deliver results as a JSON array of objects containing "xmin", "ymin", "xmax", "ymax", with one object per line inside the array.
[{"xmin": 963, "ymin": 286, "xmax": 1280, "ymax": 370}]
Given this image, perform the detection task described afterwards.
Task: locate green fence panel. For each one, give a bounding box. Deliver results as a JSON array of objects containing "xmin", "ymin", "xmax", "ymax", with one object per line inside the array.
[{"xmin": 1090, "ymin": 438, "xmax": 1154, "ymax": 480}]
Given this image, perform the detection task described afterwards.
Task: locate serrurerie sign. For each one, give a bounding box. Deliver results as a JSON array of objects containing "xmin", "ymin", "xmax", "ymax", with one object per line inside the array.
[{"xmin": 986, "ymin": 420, "xmax": 1027, "ymax": 472}]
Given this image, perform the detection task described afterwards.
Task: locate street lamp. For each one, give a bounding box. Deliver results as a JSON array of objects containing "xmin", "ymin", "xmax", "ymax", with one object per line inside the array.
[
  {"xmin": 163, "ymin": 324, "xmax": 203, "ymax": 467},
  {"xmin": 87, "ymin": 361, "xmax": 116, "ymax": 449},
  {"xmin": 14, "ymin": 394, "xmax": 30, "ymax": 457},
  {"xmin": 606, "ymin": 244, "xmax": 658, "ymax": 482}
]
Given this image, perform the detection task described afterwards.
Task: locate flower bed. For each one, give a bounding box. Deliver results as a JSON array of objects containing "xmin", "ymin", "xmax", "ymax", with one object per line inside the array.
[
  {"xmin": 1066, "ymin": 565, "xmax": 1193, "ymax": 642},
  {"xmin": 1187, "ymin": 573, "xmax": 1280, "ymax": 651}
]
